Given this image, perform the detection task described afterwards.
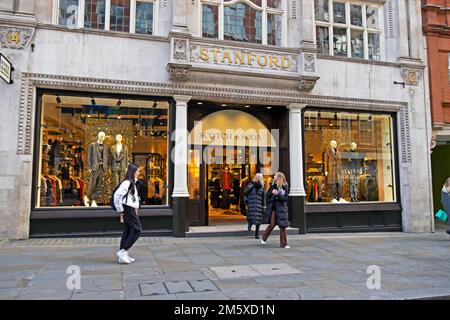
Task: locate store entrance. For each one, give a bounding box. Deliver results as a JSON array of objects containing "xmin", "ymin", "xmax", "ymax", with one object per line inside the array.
[
  {"xmin": 187, "ymin": 108, "xmax": 279, "ymax": 227},
  {"xmin": 205, "ymin": 146, "xmax": 262, "ymax": 225}
]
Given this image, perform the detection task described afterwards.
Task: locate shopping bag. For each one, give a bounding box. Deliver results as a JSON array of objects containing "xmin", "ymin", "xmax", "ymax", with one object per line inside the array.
[{"xmin": 435, "ymin": 209, "xmax": 448, "ymax": 222}]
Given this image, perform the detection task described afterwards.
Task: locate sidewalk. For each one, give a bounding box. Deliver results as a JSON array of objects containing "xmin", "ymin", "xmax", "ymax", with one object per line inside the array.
[{"xmin": 1, "ymin": 229, "xmax": 449, "ymax": 300}]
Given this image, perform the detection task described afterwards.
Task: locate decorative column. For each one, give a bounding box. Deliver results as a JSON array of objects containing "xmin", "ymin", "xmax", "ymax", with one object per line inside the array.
[
  {"xmin": 172, "ymin": 95, "xmax": 191, "ymax": 237},
  {"xmin": 288, "ymin": 103, "xmax": 307, "ymax": 234}
]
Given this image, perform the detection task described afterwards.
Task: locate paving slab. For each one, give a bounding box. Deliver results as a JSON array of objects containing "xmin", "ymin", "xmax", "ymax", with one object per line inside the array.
[
  {"xmin": 189, "ymin": 279, "xmax": 219, "ymax": 292},
  {"xmin": 209, "ymin": 265, "xmax": 260, "ymax": 279},
  {"xmin": 164, "ymin": 281, "xmax": 194, "ymax": 294},
  {"xmin": 139, "ymin": 282, "xmax": 167, "ymax": 296}
]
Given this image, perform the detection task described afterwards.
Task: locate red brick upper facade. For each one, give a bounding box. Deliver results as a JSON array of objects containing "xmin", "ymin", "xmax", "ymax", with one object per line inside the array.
[{"xmin": 422, "ymin": 0, "xmax": 450, "ymax": 125}]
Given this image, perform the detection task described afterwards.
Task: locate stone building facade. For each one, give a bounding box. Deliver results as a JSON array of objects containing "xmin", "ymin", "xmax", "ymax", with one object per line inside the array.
[{"xmin": 0, "ymin": 0, "xmax": 434, "ymax": 239}]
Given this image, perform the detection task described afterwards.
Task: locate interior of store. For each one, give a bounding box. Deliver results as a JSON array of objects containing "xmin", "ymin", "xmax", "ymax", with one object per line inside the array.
[{"xmin": 37, "ymin": 94, "xmax": 169, "ymax": 208}]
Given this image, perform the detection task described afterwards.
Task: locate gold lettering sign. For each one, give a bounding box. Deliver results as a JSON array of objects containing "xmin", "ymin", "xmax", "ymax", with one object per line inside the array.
[{"xmin": 192, "ymin": 46, "xmax": 296, "ymax": 72}]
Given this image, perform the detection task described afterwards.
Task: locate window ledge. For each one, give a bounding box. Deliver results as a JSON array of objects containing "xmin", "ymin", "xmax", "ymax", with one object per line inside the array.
[
  {"xmin": 317, "ymin": 54, "xmax": 400, "ymax": 68},
  {"xmin": 36, "ymin": 23, "xmax": 169, "ymax": 43}
]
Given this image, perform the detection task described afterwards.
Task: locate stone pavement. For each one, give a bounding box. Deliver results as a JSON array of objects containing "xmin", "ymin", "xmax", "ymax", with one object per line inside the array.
[{"xmin": 1, "ymin": 229, "xmax": 450, "ymax": 300}]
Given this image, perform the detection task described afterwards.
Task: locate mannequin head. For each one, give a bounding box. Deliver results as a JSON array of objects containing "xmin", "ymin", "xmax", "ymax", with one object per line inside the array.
[
  {"xmin": 116, "ymin": 134, "xmax": 123, "ymax": 144},
  {"xmin": 351, "ymin": 142, "xmax": 357, "ymax": 151},
  {"xmin": 330, "ymin": 140, "xmax": 337, "ymax": 150},
  {"xmin": 97, "ymin": 131, "xmax": 106, "ymax": 143}
]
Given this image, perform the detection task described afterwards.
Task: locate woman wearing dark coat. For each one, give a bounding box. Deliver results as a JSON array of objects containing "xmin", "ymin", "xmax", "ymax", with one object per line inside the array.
[
  {"xmin": 261, "ymin": 172, "xmax": 290, "ymax": 248},
  {"xmin": 441, "ymin": 177, "xmax": 450, "ymax": 236},
  {"xmin": 243, "ymin": 173, "xmax": 266, "ymax": 239}
]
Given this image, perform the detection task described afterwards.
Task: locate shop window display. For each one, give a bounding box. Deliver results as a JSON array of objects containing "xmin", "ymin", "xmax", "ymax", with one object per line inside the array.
[
  {"xmin": 304, "ymin": 110, "xmax": 396, "ymax": 204},
  {"xmin": 37, "ymin": 94, "xmax": 169, "ymax": 208}
]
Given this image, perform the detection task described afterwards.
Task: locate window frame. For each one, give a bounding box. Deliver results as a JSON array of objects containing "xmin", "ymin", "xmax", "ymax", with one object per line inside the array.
[
  {"xmin": 198, "ymin": 0, "xmax": 287, "ymax": 47},
  {"xmin": 313, "ymin": 0, "xmax": 385, "ymax": 61},
  {"xmin": 53, "ymin": 0, "xmax": 158, "ymax": 35}
]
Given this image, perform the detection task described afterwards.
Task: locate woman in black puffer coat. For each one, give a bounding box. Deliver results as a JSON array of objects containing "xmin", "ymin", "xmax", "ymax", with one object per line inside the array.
[
  {"xmin": 243, "ymin": 173, "xmax": 266, "ymax": 239},
  {"xmin": 261, "ymin": 172, "xmax": 290, "ymax": 248}
]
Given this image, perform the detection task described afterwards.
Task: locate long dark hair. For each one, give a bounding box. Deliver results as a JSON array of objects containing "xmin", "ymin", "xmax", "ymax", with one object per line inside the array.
[{"xmin": 124, "ymin": 164, "xmax": 139, "ymax": 195}]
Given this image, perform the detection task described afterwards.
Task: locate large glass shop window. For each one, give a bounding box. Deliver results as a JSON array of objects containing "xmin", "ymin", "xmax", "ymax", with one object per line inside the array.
[
  {"xmin": 304, "ymin": 110, "xmax": 396, "ymax": 204},
  {"xmin": 37, "ymin": 94, "xmax": 169, "ymax": 208}
]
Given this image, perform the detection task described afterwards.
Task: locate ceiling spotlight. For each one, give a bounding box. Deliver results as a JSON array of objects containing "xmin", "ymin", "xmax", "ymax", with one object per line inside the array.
[
  {"xmin": 245, "ymin": 105, "xmax": 250, "ymax": 108},
  {"xmin": 197, "ymin": 102, "xmax": 203, "ymax": 105},
  {"xmin": 87, "ymin": 114, "xmax": 91, "ymax": 118},
  {"xmin": 56, "ymin": 96, "xmax": 61, "ymax": 104},
  {"xmin": 116, "ymin": 99, "xmax": 122, "ymax": 107},
  {"xmin": 221, "ymin": 104, "xmax": 227, "ymax": 107},
  {"xmin": 91, "ymin": 97, "xmax": 96, "ymax": 105},
  {"xmin": 117, "ymin": 115, "xmax": 121, "ymax": 119},
  {"xmin": 267, "ymin": 106, "xmax": 272, "ymax": 109}
]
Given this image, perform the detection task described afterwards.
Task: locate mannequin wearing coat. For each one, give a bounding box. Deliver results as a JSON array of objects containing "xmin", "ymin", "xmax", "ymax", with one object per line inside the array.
[
  {"xmin": 324, "ymin": 140, "xmax": 345, "ymax": 203},
  {"xmin": 111, "ymin": 134, "xmax": 129, "ymax": 187}
]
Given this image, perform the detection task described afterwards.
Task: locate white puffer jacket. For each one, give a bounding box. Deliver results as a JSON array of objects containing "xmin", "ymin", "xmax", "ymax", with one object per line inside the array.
[{"xmin": 114, "ymin": 179, "xmax": 140, "ymax": 212}]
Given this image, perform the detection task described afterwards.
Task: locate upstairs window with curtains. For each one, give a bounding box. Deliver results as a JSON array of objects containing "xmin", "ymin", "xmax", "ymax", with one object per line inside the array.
[
  {"xmin": 55, "ymin": 0, "xmax": 157, "ymax": 35},
  {"xmin": 201, "ymin": 0, "xmax": 285, "ymax": 47},
  {"xmin": 314, "ymin": 0, "xmax": 384, "ymax": 60}
]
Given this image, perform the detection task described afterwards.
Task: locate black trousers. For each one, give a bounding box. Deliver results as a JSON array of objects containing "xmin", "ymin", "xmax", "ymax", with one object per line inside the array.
[
  {"xmin": 87, "ymin": 166, "xmax": 104, "ymax": 199},
  {"xmin": 120, "ymin": 205, "xmax": 142, "ymax": 251},
  {"xmin": 247, "ymin": 221, "xmax": 260, "ymax": 237}
]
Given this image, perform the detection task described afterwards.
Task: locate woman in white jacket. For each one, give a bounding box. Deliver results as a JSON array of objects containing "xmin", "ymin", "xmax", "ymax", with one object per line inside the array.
[{"xmin": 114, "ymin": 164, "xmax": 142, "ymax": 264}]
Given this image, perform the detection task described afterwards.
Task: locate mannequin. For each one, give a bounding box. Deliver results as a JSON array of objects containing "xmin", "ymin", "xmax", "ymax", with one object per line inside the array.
[
  {"xmin": 84, "ymin": 131, "xmax": 109, "ymax": 207},
  {"xmin": 221, "ymin": 165, "xmax": 232, "ymax": 210},
  {"xmin": 111, "ymin": 134, "xmax": 129, "ymax": 187},
  {"xmin": 324, "ymin": 139, "xmax": 343, "ymax": 203},
  {"xmin": 347, "ymin": 142, "xmax": 364, "ymax": 202}
]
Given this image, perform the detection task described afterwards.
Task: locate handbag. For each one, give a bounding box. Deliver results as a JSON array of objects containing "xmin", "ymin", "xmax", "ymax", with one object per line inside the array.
[{"xmin": 435, "ymin": 209, "xmax": 448, "ymax": 223}]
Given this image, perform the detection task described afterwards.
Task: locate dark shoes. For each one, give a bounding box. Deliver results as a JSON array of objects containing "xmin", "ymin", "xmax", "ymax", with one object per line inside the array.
[
  {"xmin": 255, "ymin": 234, "xmax": 260, "ymax": 239},
  {"xmin": 446, "ymin": 229, "xmax": 450, "ymax": 236}
]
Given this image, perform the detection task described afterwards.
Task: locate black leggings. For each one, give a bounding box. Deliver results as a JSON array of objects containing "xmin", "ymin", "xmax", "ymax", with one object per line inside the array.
[{"xmin": 120, "ymin": 205, "xmax": 142, "ymax": 251}]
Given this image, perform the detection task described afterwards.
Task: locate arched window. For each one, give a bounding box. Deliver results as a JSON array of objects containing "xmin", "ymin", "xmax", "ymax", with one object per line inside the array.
[{"xmin": 200, "ymin": 0, "xmax": 286, "ymax": 47}]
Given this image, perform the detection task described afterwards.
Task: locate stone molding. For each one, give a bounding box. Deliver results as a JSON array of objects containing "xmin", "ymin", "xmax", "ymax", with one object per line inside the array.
[{"xmin": 17, "ymin": 72, "xmax": 409, "ymax": 158}]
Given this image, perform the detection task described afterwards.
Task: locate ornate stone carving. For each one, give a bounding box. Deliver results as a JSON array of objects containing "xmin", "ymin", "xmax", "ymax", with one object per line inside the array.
[
  {"xmin": 401, "ymin": 67, "xmax": 423, "ymax": 86},
  {"xmin": 0, "ymin": 26, "xmax": 34, "ymax": 50},
  {"xmin": 173, "ymin": 39, "xmax": 188, "ymax": 62},
  {"xmin": 400, "ymin": 106, "xmax": 412, "ymax": 163},
  {"xmin": 298, "ymin": 76, "xmax": 319, "ymax": 92},
  {"xmin": 303, "ymin": 53, "xmax": 316, "ymax": 73},
  {"xmin": 167, "ymin": 63, "xmax": 190, "ymax": 81}
]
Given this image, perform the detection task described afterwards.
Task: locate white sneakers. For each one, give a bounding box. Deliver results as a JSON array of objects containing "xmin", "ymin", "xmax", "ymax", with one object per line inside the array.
[
  {"xmin": 260, "ymin": 238, "xmax": 266, "ymax": 245},
  {"xmin": 284, "ymin": 245, "xmax": 291, "ymax": 249},
  {"xmin": 117, "ymin": 249, "xmax": 135, "ymax": 264}
]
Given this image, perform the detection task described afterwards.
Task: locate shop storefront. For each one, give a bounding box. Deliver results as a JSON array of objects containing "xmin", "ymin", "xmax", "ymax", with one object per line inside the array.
[
  {"xmin": 303, "ymin": 109, "xmax": 402, "ymax": 232},
  {"xmin": 30, "ymin": 90, "xmax": 175, "ymax": 237},
  {"xmin": 0, "ymin": 0, "xmax": 434, "ymax": 240}
]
